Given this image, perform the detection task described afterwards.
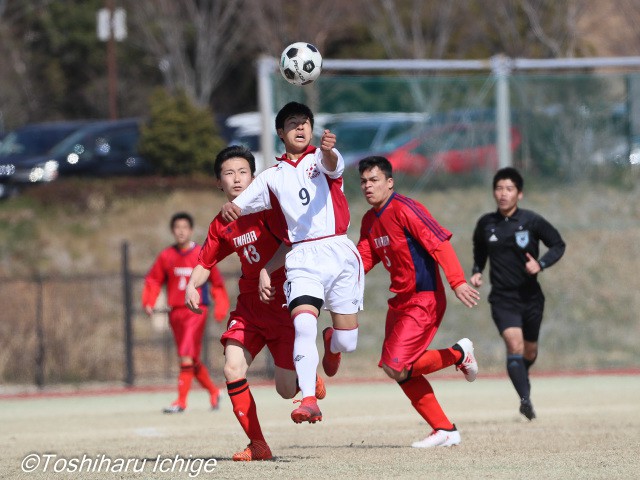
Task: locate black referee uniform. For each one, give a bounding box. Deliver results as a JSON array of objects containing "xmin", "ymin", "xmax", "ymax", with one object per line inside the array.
[{"xmin": 472, "ymin": 207, "xmax": 565, "ymax": 339}]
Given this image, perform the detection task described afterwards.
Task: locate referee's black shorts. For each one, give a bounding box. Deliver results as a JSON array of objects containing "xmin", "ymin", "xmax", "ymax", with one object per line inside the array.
[{"xmin": 489, "ymin": 288, "xmax": 545, "ymax": 342}]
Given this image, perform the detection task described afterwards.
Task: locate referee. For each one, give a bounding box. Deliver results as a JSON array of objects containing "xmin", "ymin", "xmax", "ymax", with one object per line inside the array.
[{"xmin": 470, "ymin": 167, "xmax": 565, "ymax": 420}]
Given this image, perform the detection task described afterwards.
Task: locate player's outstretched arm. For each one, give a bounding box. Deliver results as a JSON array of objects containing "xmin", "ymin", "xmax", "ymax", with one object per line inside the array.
[
  {"xmin": 320, "ymin": 129, "xmax": 338, "ymax": 172},
  {"xmin": 185, "ymin": 264, "xmax": 210, "ymax": 313}
]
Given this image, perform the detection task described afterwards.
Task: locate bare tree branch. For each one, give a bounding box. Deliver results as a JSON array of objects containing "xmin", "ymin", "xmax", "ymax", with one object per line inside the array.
[
  {"xmin": 128, "ymin": 0, "xmax": 246, "ymax": 106},
  {"xmin": 520, "ymin": 0, "xmax": 563, "ymax": 57}
]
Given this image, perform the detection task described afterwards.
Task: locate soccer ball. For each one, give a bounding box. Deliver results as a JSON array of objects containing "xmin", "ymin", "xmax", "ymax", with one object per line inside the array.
[{"xmin": 279, "ymin": 42, "xmax": 323, "ymax": 86}]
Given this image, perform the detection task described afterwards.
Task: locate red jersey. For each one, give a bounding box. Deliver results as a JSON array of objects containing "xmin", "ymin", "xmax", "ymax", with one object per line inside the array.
[
  {"xmin": 198, "ymin": 210, "xmax": 286, "ymax": 295},
  {"xmin": 357, "ymin": 192, "xmax": 465, "ymax": 295},
  {"xmin": 142, "ymin": 242, "xmax": 227, "ymax": 310}
]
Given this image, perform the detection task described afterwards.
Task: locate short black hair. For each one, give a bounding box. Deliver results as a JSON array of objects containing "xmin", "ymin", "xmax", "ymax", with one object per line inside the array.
[
  {"xmin": 275, "ymin": 102, "xmax": 314, "ymax": 130},
  {"xmin": 358, "ymin": 156, "xmax": 393, "ymax": 179},
  {"xmin": 170, "ymin": 212, "xmax": 194, "ymax": 229},
  {"xmin": 493, "ymin": 167, "xmax": 523, "ymax": 191},
  {"xmin": 214, "ymin": 145, "xmax": 256, "ymax": 179}
]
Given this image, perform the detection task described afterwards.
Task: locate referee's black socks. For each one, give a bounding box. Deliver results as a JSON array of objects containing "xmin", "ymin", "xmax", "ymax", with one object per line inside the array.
[{"xmin": 507, "ymin": 354, "xmax": 530, "ymax": 400}]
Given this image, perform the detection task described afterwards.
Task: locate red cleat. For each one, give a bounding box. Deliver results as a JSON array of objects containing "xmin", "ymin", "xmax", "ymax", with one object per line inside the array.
[
  {"xmin": 232, "ymin": 440, "xmax": 273, "ymax": 461},
  {"xmin": 315, "ymin": 375, "xmax": 326, "ymax": 400},
  {"xmin": 291, "ymin": 396, "xmax": 322, "ymax": 424},
  {"xmin": 210, "ymin": 391, "xmax": 220, "ymax": 411},
  {"xmin": 322, "ymin": 327, "xmax": 341, "ymax": 377}
]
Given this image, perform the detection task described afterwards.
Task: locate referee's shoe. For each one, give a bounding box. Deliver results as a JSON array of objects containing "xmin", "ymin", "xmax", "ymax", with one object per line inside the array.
[{"xmin": 520, "ymin": 398, "xmax": 536, "ymax": 420}]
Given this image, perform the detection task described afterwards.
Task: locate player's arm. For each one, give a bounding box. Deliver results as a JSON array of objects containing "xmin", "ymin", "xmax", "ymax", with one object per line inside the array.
[
  {"xmin": 534, "ymin": 215, "xmax": 566, "ymax": 271},
  {"xmin": 141, "ymin": 255, "xmax": 165, "ymax": 316},
  {"xmin": 319, "ymin": 129, "xmax": 339, "ymax": 172},
  {"xmin": 222, "ymin": 171, "xmax": 272, "ymax": 223},
  {"xmin": 258, "ymin": 242, "xmax": 290, "ymax": 303},
  {"xmin": 470, "ymin": 218, "xmax": 488, "ymax": 288},
  {"xmin": 208, "ymin": 265, "xmax": 230, "ymax": 321},
  {"xmin": 432, "ymin": 240, "xmax": 480, "ymax": 308},
  {"xmin": 401, "ymin": 206, "xmax": 478, "ymax": 307},
  {"xmin": 185, "ymin": 264, "xmax": 210, "ymax": 314},
  {"xmin": 356, "ymin": 216, "xmax": 380, "ymax": 273}
]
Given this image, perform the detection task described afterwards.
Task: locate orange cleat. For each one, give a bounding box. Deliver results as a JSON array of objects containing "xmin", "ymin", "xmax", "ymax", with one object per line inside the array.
[
  {"xmin": 321, "ymin": 327, "xmax": 341, "ymax": 377},
  {"xmin": 232, "ymin": 440, "xmax": 273, "ymax": 461},
  {"xmin": 315, "ymin": 375, "xmax": 326, "ymax": 400},
  {"xmin": 291, "ymin": 396, "xmax": 322, "ymax": 424}
]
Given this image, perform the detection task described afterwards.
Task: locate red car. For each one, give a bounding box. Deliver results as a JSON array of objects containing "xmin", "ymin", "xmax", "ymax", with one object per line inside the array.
[{"xmin": 386, "ymin": 123, "xmax": 521, "ymax": 175}]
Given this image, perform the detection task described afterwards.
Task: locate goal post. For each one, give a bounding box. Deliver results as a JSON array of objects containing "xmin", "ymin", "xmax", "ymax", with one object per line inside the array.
[{"xmin": 257, "ymin": 54, "xmax": 640, "ymax": 183}]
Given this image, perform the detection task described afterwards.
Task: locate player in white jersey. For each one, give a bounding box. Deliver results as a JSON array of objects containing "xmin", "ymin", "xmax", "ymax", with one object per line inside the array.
[{"xmin": 221, "ymin": 102, "xmax": 364, "ymax": 424}]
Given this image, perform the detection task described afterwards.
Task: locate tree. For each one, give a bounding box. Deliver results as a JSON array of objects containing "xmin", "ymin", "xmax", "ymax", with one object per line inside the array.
[
  {"xmin": 138, "ymin": 88, "xmax": 225, "ymax": 176},
  {"xmin": 128, "ymin": 0, "xmax": 249, "ymax": 108}
]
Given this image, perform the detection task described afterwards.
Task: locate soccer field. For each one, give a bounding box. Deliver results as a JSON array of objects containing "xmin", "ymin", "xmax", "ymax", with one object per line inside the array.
[{"xmin": 2, "ymin": 374, "xmax": 639, "ymax": 480}]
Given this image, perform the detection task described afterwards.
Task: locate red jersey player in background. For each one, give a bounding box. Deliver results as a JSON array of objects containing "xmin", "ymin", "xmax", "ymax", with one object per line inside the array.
[
  {"xmin": 142, "ymin": 212, "xmax": 230, "ymax": 413},
  {"xmin": 185, "ymin": 145, "xmax": 326, "ymax": 462},
  {"xmin": 356, "ymin": 156, "xmax": 480, "ymax": 448}
]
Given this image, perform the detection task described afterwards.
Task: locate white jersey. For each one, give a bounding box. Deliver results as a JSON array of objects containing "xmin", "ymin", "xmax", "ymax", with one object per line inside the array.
[{"xmin": 232, "ymin": 145, "xmax": 351, "ymax": 244}]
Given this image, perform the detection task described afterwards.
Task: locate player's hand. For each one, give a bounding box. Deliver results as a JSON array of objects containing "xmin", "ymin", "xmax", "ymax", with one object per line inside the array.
[
  {"xmin": 525, "ymin": 253, "xmax": 541, "ymax": 275},
  {"xmin": 258, "ymin": 268, "xmax": 276, "ymax": 303},
  {"xmin": 185, "ymin": 286, "xmax": 203, "ymax": 314},
  {"xmin": 221, "ymin": 202, "xmax": 241, "ymax": 223},
  {"xmin": 454, "ymin": 282, "xmax": 480, "ymax": 308},
  {"xmin": 320, "ymin": 129, "xmax": 336, "ymax": 151},
  {"xmin": 144, "ymin": 305, "xmax": 155, "ymax": 316},
  {"xmin": 470, "ymin": 272, "xmax": 483, "ymax": 288}
]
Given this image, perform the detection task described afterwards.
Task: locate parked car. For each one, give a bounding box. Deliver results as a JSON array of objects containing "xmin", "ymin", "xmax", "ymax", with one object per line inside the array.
[
  {"xmin": 321, "ymin": 112, "xmax": 430, "ymax": 167},
  {"xmin": 0, "ymin": 120, "xmax": 92, "ymax": 197},
  {"xmin": 385, "ymin": 122, "xmax": 522, "ymax": 175},
  {"xmin": 5, "ymin": 118, "xmax": 152, "ymax": 189}
]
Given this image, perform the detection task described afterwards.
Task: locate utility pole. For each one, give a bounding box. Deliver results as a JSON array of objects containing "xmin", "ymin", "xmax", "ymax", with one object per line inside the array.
[
  {"xmin": 106, "ymin": 0, "xmax": 117, "ymax": 120},
  {"xmin": 97, "ymin": 1, "xmax": 127, "ymax": 120}
]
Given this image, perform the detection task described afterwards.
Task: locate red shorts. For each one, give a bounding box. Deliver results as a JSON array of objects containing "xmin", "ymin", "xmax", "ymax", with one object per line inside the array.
[
  {"xmin": 169, "ymin": 306, "xmax": 208, "ymax": 360},
  {"xmin": 379, "ymin": 291, "xmax": 446, "ymax": 373},
  {"xmin": 220, "ymin": 292, "xmax": 295, "ymax": 371}
]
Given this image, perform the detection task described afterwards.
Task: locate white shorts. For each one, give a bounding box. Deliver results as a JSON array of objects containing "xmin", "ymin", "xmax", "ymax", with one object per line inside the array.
[{"xmin": 284, "ymin": 235, "xmax": 364, "ymax": 314}]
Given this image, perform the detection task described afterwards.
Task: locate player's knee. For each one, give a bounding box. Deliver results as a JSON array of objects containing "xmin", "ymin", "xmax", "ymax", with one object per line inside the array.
[
  {"xmin": 223, "ymin": 362, "xmax": 247, "ymax": 382},
  {"xmin": 275, "ymin": 382, "xmax": 297, "ymax": 399},
  {"xmin": 382, "ymin": 363, "xmax": 405, "ymax": 381},
  {"xmin": 293, "ymin": 312, "xmax": 318, "ymax": 341},
  {"xmin": 332, "ymin": 327, "xmax": 358, "ymax": 353}
]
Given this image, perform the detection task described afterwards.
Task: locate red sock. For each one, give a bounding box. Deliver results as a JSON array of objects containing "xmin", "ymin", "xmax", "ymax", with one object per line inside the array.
[
  {"xmin": 194, "ymin": 361, "xmax": 219, "ymax": 396},
  {"xmin": 411, "ymin": 348, "xmax": 461, "ymax": 377},
  {"xmin": 227, "ymin": 379, "xmax": 264, "ymax": 442},
  {"xmin": 177, "ymin": 363, "xmax": 194, "ymax": 408},
  {"xmin": 399, "ymin": 375, "xmax": 454, "ymax": 431}
]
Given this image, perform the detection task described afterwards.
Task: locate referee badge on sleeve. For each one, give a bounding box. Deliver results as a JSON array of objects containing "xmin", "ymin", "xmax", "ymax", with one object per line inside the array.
[{"xmin": 515, "ymin": 230, "xmax": 529, "ymax": 248}]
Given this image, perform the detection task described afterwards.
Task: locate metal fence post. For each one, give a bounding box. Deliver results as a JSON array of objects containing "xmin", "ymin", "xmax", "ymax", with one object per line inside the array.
[
  {"xmin": 122, "ymin": 241, "xmax": 134, "ymax": 386},
  {"xmin": 491, "ymin": 54, "xmax": 513, "ymax": 169},
  {"xmin": 34, "ymin": 274, "xmax": 45, "ymax": 388}
]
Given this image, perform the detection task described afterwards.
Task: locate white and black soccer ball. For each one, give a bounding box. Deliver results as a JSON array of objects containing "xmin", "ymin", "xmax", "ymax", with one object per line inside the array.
[{"xmin": 279, "ymin": 42, "xmax": 323, "ymax": 86}]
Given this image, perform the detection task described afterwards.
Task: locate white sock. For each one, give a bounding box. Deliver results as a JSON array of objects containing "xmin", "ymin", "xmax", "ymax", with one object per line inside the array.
[
  {"xmin": 331, "ymin": 327, "xmax": 358, "ymax": 353},
  {"xmin": 293, "ymin": 312, "xmax": 319, "ymax": 398}
]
